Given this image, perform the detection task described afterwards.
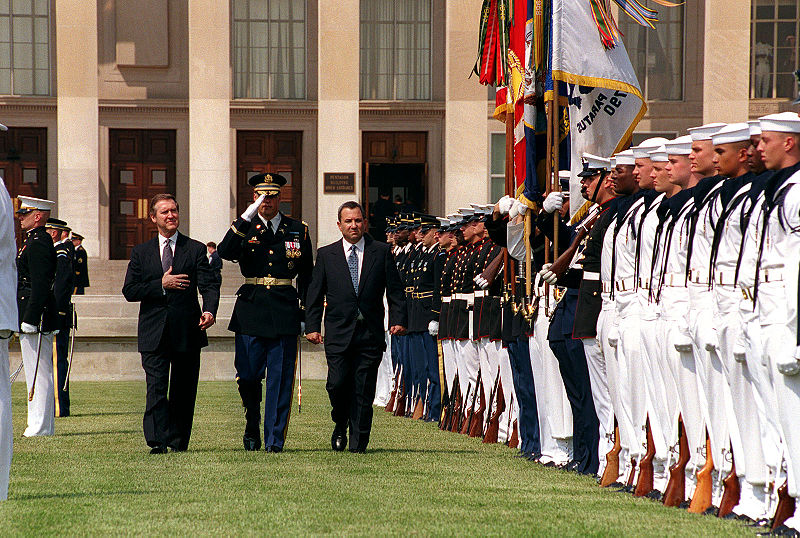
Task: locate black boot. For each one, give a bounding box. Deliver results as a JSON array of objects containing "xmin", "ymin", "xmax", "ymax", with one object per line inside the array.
[{"xmin": 238, "ymin": 380, "xmax": 262, "ymax": 451}]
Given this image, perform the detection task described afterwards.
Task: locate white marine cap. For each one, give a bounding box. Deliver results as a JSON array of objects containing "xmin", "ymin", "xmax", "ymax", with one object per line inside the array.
[
  {"xmin": 648, "ymin": 145, "xmax": 669, "ymax": 162},
  {"xmin": 688, "ymin": 122, "xmax": 727, "ymax": 141},
  {"xmin": 0, "ymin": 123, "xmax": 7, "ymax": 131},
  {"xmin": 631, "ymin": 137, "xmax": 670, "ymax": 159},
  {"xmin": 747, "ymin": 120, "xmax": 761, "ymax": 137},
  {"xmin": 481, "ymin": 203, "xmax": 495, "ymax": 214},
  {"xmin": 558, "ymin": 170, "xmax": 571, "ymax": 179},
  {"xmin": 437, "ymin": 216, "xmax": 450, "ymax": 227},
  {"xmin": 470, "ymin": 202, "xmax": 487, "ymax": 215},
  {"xmin": 613, "ymin": 149, "xmax": 636, "ymax": 166},
  {"xmin": 457, "ymin": 208, "xmax": 474, "ymax": 223},
  {"xmin": 759, "ymin": 111, "xmax": 800, "ymax": 134},
  {"xmin": 16, "ymin": 195, "xmax": 54, "ymax": 213},
  {"xmin": 447, "ymin": 213, "xmax": 462, "ymax": 224},
  {"xmin": 665, "ymin": 135, "xmax": 693, "ymax": 155},
  {"xmin": 711, "ymin": 123, "xmax": 751, "ymax": 146}
]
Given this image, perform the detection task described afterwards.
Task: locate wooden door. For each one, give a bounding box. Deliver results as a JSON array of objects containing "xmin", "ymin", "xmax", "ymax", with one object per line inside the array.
[
  {"xmin": 236, "ymin": 131, "xmax": 302, "ymax": 218},
  {"xmin": 0, "ymin": 128, "xmax": 48, "ymax": 243},
  {"xmin": 361, "ymin": 131, "xmax": 427, "ymax": 219},
  {"xmin": 109, "ymin": 130, "xmax": 176, "ymax": 260}
]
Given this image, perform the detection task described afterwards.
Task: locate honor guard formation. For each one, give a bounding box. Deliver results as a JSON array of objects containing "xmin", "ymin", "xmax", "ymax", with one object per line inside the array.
[
  {"xmin": 3, "ymin": 112, "xmax": 800, "ymax": 536},
  {"xmin": 375, "ymin": 112, "xmax": 800, "ymax": 535}
]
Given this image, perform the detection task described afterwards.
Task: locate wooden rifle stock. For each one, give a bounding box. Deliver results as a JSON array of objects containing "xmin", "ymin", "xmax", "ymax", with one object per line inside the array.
[
  {"xmin": 412, "ymin": 394, "xmax": 425, "ymax": 420},
  {"xmin": 664, "ymin": 417, "xmax": 690, "ymax": 507},
  {"xmin": 445, "ymin": 375, "xmax": 460, "ymax": 431},
  {"xmin": 626, "ymin": 457, "xmax": 637, "ymax": 487},
  {"xmin": 600, "ymin": 423, "xmax": 622, "ymax": 487},
  {"xmin": 688, "ymin": 436, "xmax": 714, "ymax": 514},
  {"xmin": 634, "ymin": 418, "xmax": 656, "ymax": 497},
  {"xmin": 393, "ymin": 374, "xmax": 406, "ymax": 417},
  {"xmin": 461, "ymin": 375, "xmax": 481, "ymax": 435},
  {"xmin": 385, "ymin": 367, "xmax": 399, "ymax": 412},
  {"xmin": 508, "ymin": 420, "xmax": 519, "ymax": 449},
  {"xmin": 450, "ymin": 384, "xmax": 464, "ymax": 432},
  {"xmin": 477, "ymin": 250, "xmax": 505, "ymax": 288},
  {"xmin": 439, "ymin": 377, "xmax": 452, "ymax": 430},
  {"xmin": 483, "ymin": 380, "xmax": 505, "ymax": 444},
  {"xmin": 549, "ymin": 207, "xmax": 602, "ymax": 283},
  {"xmin": 772, "ymin": 480, "xmax": 796, "ymax": 530},
  {"xmin": 718, "ymin": 460, "xmax": 740, "ymax": 518},
  {"xmin": 458, "ymin": 383, "xmax": 473, "ymax": 434},
  {"xmin": 469, "ymin": 385, "xmax": 486, "ymax": 437}
]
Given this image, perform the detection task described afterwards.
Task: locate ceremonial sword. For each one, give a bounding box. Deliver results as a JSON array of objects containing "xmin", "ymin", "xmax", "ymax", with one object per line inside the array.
[
  {"xmin": 27, "ymin": 319, "xmax": 44, "ymax": 401},
  {"xmin": 63, "ymin": 305, "xmax": 76, "ymax": 392}
]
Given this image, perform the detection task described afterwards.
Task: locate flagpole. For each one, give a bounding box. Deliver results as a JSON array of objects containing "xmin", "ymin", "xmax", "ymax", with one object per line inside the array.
[
  {"xmin": 552, "ymin": 90, "xmax": 560, "ymax": 259},
  {"xmin": 504, "ymin": 103, "xmax": 514, "ymax": 293}
]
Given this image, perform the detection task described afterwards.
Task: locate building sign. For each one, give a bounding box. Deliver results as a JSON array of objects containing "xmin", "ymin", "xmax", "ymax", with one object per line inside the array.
[{"xmin": 323, "ymin": 172, "xmax": 355, "ymax": 194}]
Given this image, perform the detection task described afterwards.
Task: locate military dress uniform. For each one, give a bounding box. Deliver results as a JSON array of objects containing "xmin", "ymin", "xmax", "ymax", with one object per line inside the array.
[
  {"xmin": 46, "ymin": 218, "xmax": 74, "ymax": 417},
  {"xmin": 72, "ymin": 233, "xmax": 89, "ymax": 295},
  {"xmin": 16, "ymin": 197, "xmax": 58, "ymax": 437},
  {"xmin": 0, "ymin": 177, "xmax": 17, "ymax": 500},
  {"xmin": 217, "ymin": 173, "xmax": 313, "ymax": 452}
]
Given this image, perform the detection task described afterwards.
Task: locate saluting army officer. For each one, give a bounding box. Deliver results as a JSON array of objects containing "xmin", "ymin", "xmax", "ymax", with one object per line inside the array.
[
  {"xmin": 218, "ymin": 173, "xmax": 313, "ymax": 452},
  {"xmin": 71, "ymin": 232, "xmax": 89, "ymax": 295},
  {"xmin": 16, "ymin": 196, "xmax": 58, "ymax": 437}
]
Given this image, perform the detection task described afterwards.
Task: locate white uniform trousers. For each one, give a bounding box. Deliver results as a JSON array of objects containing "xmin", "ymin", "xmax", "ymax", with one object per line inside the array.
[
  {"xmin": 478, "ymin": 337, "xmax": 499, "ymax": 437},
  {"xmin": 495, "ymin": 341, "xmax": 516, "ymax": 443},
  {"xmin": 0, "ymin": 338, "xmax": 11, "ymax": 500},
  {"xmin": 660, "ymin": 287, "xmax": 704, "ymax": 495},
  {"xmin": 713, "ymin": 284, "xmax": 770, "ymax": 519},
  {"xmin": 616, "ymin": 291, "xmax": 648, "ymax": 461},
  {"xmin": 20, "ymin": 331, "xmax": 54, "ymax": 437},
  {"xmin": 441, "ymin": 339, "xmax": 458, "ymax": 397},
  {"xmin": 454, "ymin": 338, "xmax": 480, "ymax": 417},
  {"xmin": 530, "ymin": 310, "xmax": 572, "ymax": 465},
  {"xmin": 688, "ymin": 285, "xmax": 733, "ymax": 488},
  {"xmin": 581, "ymin": 337, "xmax": 612, "ymax": 476},
  {"xmin": 373, "ymin": 331, "xmax": 393, "ymax": 406}
]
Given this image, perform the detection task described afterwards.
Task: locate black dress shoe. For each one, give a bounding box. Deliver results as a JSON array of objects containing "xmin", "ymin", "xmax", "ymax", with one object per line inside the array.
[
  {"xmin": 349, "ymin": 447, "xmax": 366, "ymax": 453},
  {"xmin": 149, "ymin": 445, "xmax": 168, "ymax": 454},
  {"xmin": 605, "ymin": 481, "xmax": 625, "ymax": 489},
  {"xmin": 748, "ymin": 518, "xmax": 772, "ymax": 528},
  {"xmin": 702, "ymin": 506, "xmax": 719, "ymax": 517},
  {"xmin": 644, "ymin": 490, "xmax": 663, "ymax": 501},
  {"xmin": 243, "ymin": 435, "xmax": 261, "ymax": 451},
  {"xmin": 767, "ymin": 524, "xmax": 800, "ymax": 537},
  {"xmin": 543, "ymin": 461, "xmax": 558, "ymax": 468},
  {"xmin": 678, "ymin": 501, "xmax": 691, "ymax": 510},
  {"xmin": 514, "ymin": 451, "xmax": 531, "ymax": 459},
  {"xmin": 527, "ymin": 452, "xmax": 543, "ymax": 462},
  {"xmin": 331, "ymin": 428, "xmax": 347, "ymax": 452},
  {"xmin": 169, "ymin": 445, "xmax": 187, "ymax": 453},
  {"xmin": 267, "ymin": 446, "xmax": 283, "ymax": 453}
]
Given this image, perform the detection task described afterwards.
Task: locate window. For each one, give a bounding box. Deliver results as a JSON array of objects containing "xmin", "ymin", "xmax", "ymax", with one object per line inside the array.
[
  {"xmin": 232, "ymin": 0, "xmax": 306, "ymax": 99},
  {"xmin": 360, "ymin": 0, "xmax": 431, "ymax": 100},
  {"xmin": 751, "ymin": 0, "xmax": 800, "ymax": 99},
  {"xmin": 0, "ymin": 0, "xmax": 51, "ymax": 96},
  {"xmin": 490, "ymin": 133, "xmax": 505, "ymax": 202},
  {"xmin": 619, "ymin": 5, "xmax": 684, "ymax": 101}
]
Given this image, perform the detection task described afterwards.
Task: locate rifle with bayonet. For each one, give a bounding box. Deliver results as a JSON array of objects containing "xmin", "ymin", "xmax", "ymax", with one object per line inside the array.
[
  {"xmin": 468, "ymin": 381, "xmax": 486, "ymax": 438},
  {"xmin": 393, "ymin": 368, "xmax": 406, "ymax": 417},
  {"xmin": 663, "ymin": 417, "xmax": 690, "ymax": 506},
  {"xmin": 688, "ymin": 435, "xmax": 713, "ymax": 513},
  {"xmin": 634, "ymin": 418, "xmax": 656, "ymax": 497},
  {"xmin": 412, "ymin": 381, "xmax": 425, "ymax": 420},
  {"xmin": 454, "ymin": 383, "xmax": 470, "ymax": 433},
  {"xmin": 385, "ymin": 364, "xmax": 400, "ymax": 412},
  {"xmin": 461, "ymin": 376, "xmax": 480, "ymax": 435},
  {"xmin": 600, "ymin": 420, "xmax": 622, "ymax": 487},
  {"xmin": 718, "ymin": 457, "xmax": 740, "ymax": 518},
  {"xmin": 483, "ymin": 375, "xmax": 505, "ymax": 444}
]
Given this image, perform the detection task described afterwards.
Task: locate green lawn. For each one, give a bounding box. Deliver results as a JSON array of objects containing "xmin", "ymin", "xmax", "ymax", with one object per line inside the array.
[{"xmin": 0, "ymin": 380, "xmax": 754, "ymax": 536}]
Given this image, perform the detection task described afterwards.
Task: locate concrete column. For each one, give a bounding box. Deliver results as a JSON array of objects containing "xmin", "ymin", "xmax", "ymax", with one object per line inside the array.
[
  {"xmin": 188, "ymin": 0, "xmax": 230, "ymax": 243},
  {"xmin": 444, "ymin": 0, "xmax": 488, "ymax": 212},
  {"xmin": 702, "ymin": 0, "xmax": 750, "ymax": 123},
  {"xmin": 56, "ymin": 1, "xmax": 99, "ymax": 255},
  {"xmin": 317, "ymin": 0, "xmax": 360, "ymax": 247}
]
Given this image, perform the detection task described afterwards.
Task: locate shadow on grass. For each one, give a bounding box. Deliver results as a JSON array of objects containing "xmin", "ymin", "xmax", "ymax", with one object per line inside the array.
[
  {"xmin": 14, "ymin": 489, "xmax": 153, "ymax": 501},
  {"xmin": 69, "ymin": 411, "xmax": 141, "ymax": 418},
  {"xmin": 285, "ymin": 447, "xmax": 482, "ymax": 455},
  {"xmin": 56, "ymin": 429, "xmax": 139, "ymax": 437}
]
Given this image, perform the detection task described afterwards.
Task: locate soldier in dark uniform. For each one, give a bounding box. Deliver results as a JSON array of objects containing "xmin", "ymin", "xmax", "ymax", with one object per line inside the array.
[
  {"xmin": 45, "ymin": 218, "xmax": 74, "ymax": 417},
  {"xmin": 217, "ymin": 173, "xmax": 313, "ymax": 452},
  {"xmin": 401, "ymin": 216, "xmax": 425, "ymax": 416},
  {"xmin": 406, "ymin": 215, "xmax": 442, "ymax": 422},
  {"xmin": 15, "ymin": 196, "xmax": 58, "ymax": 437},
  {"xmin": 71, "ymin": 233, "xmax": 89, "ymax": 295}
]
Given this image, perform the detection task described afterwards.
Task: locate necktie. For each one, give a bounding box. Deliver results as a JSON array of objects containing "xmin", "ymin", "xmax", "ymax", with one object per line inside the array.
[
  {"xmin": 348, "ymin": 245, "xmax": 359, "ymax": 292},
  {"xmin": 265, "ymin": 220, "xmax": 274, "ymax": 242},
  {"xmin": 162, "ymin": 239, "xmax": 173, "ymax": 273}
]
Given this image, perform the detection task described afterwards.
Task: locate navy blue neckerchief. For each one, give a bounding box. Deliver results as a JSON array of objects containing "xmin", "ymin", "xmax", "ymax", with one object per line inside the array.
[
  {"xmin": 706, "ymin": 172, "xmax": 753, "ymax": 285},
  {"xmin": 683, "ymin": 175, "xmax": 726, "ymax": 283}
]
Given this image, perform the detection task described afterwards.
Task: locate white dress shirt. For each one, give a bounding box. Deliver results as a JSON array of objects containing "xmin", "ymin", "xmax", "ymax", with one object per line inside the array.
[
  {"xmin": 342, "ymin": 236, "xmax": 365, "ymax": 277},
  {"xmin": 258, "ymin": 212, "xmax": 282, "ymax": 232},
  {"xmin": 159, "ymin": 232, "xmax": 177, "ymax": 264}
]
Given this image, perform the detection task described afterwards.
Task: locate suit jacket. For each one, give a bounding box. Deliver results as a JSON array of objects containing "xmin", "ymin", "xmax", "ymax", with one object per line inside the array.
[
  {"xmin": 17, "ymin": 226, "xmax": 57, "ymax": 331},
  {"xmin": 53, "ymin": 239, "xmax": 75, "ymax": 331},
  {"xmin": 122, "ymin": 232, "xmax": 220, "ymax": 353},
  {"xmin": 209, "ymin": 251, "xmax": 223, "ymax": 280},
  {"xmin": 306, "ymin": 235, "xmax": 406, "ymax": 355}
]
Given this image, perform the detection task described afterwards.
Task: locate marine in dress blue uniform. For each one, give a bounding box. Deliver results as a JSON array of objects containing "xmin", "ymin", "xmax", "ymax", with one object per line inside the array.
[
  {"xmin": 45, "ymin": 218, "xmax": 74, "ymax": 417},
  {"xmin": 217, "ymin": 173, "xmax": 313, "ymax": 452}
]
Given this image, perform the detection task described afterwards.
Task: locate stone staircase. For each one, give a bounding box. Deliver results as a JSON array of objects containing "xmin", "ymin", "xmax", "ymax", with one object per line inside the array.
[{"xmin": 7, "ymin": 258, "xmax": 328, "ymax": 382}]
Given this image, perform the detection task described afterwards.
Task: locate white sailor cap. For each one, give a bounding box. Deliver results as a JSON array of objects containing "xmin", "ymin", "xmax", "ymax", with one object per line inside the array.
[
  {"xmin": 747, "ymin": 120, "xmax": 762, "ymax": 137},
  {"xmin": 631, "ymin": 137, "xmax": 670, "ymax": 159},
  {"xmin": 578, "ymin": 153, "xmax": 610, "ymax": 177},
  {"xmin": 648, "ymin": 145, "xmax": 669, "ymax": 162},
  {"xmin": 688, "ymin": 122, "xmax": 727, "ymax": 141},
  {"xmin": 711, "ymin": 123, "xmax": 751, "ymax": 146},
  {"xmin": 612, "ymin": 149, "xmax": 636, "ymax": 166},
  {"xmin": 558, "ymin": 170, "xmax": 571, "ymax": 179},
  {"xmin": 665, "ymin": 135, "xmax": 693, "ymax": 155},
  {"xmin": 16, "ymin": 195, "xmax": 54, "ymax": 213},
  {"xmin": 759, "ymin": 112, "xmax": 800, "ymax": 134}
]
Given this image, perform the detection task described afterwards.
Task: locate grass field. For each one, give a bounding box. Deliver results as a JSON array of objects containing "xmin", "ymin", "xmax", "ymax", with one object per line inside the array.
[{"xmin": 0, "ymin": 380, "xmax": 755, "ymax": 536}]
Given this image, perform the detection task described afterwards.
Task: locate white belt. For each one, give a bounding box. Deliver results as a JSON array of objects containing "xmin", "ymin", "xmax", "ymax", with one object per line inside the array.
[
  {"xmin": 713, "ymin": 270, "xmax": 737, "ymax": 287},
  {"xmin": 662, "ymin": 272, "xmax": 685, "ymax": 288},
  {"xmin": 473, "ymin": 290, "xmax": 486, "ymax": 298},
  {"xmin": 442, "ymin": 296, "xmax": 451, "ymax": 303},
  {"xmin": 602, "ymin": 281, "xmax": 613, "ymax": 294},
  {"xmin": 583, "ymin": 271, "xmax": 600, "ymax": 281},
  {"xmin": 637, "ymin": 278, "xmax": 651, "ymax": 290},
  {"xmin": 688, "ymin": 269, "xmax": 710, "ymax": 285},
  {"xmin": 760, "ymin": 268, "xmax": 783, "ymax": 283},
  {"xmin": 614, "ymin": 277, "xmax": 636, "ymax": 293}
]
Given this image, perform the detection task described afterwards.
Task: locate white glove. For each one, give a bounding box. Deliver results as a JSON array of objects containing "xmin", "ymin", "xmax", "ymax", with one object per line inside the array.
[
  {"xmin": 474, "ymin": 274, "xmax": 489, "ymax": 290},
  {"xmin": 543, "ymin": 192, "xmax": 565, "ymax": 214},
  {"xmin": 704, "ymin": 330, "xmax": 719, "ymax": 352},
  {"xmin": 673, "ymin": 332, "xmax": 692, "ymax": 352},
  {"xmin": 509, "ymin": 200, "xmax": 528, "ymax": 219},
  {"xmin": 20, "ymin": 322, "xmax": 37, "ymax": 334},
  {"xmin": 608, "ymin": 326, "xmax": 619, "ymax": 348},
  {"xmin": 300, "ymin": 321, "xmax": 306, "ymax": 334},
  {"xmin": 496, "ymin": 195, "xmax": 514, "ymax": 216},
  {"xmin": 732, "ymin": 331, "xmax": 747, "ymax": 362},
  {"xmin": 777, "ymin": 348, "xmax": 800, "ymax": 376},
  {"xmin": 241, "ymin": 194, "xmax": 266, "ymax": 222},
  {"xmin": 428, "ymin": 320, "xmax": 439, "ymax": 337},
  {"xmin": 538, "ymin": 263, "xmax": 557, "ymax": 285}
]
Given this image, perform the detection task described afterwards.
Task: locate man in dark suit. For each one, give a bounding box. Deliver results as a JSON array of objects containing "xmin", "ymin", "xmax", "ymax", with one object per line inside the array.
[
  {"xmin": 205, "ymin": 241, "xmax": 223, "ymax": 284},
  {"xmin": 122, "ymin": 193, "xmax": 220, "ymax": 454},
  {"xmin": 306, "ymin": 201, "xmax": 407, "ymax": 453},
  {"xmin": 45, "ymin": 218, "xmax": 74, "ymax": 417},
  {"xmin": 71, "ymin": 233, "xmax": 89, "ymax": 294}
]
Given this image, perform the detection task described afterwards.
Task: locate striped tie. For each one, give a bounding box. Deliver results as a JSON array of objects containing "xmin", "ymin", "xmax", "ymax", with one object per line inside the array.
[{"xmin": 348, "ymin": 245, "xmax": 359, "ymax": 292}]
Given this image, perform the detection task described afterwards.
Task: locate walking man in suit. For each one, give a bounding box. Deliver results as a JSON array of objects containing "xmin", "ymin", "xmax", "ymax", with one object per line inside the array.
[
  {"xmin": 305, "ymin": 201, "xmax": 407, "ymax": 453},
  {"xmin": 122, "ymin": 193, "xmax": 220, "ymax": 454}
]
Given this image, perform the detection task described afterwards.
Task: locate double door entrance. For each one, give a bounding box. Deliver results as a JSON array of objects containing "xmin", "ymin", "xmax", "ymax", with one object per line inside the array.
[{"xmin": 0, "ymin": 128, "xmax": 48, "ymax": 244}]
